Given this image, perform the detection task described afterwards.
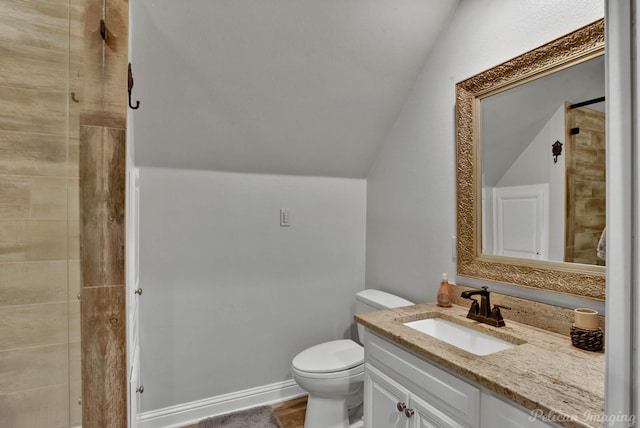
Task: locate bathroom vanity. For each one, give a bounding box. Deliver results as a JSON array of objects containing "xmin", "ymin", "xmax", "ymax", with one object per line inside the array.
[{"xmin": 355, "ymin": 303, "xmax": 604, "ymax": 428}]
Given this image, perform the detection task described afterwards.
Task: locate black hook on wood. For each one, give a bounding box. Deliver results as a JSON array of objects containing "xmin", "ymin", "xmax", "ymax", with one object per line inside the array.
[
  {"xmin": 128, "ymin": 63, "xmax": 140, "ymax": 110},
  {"xmin": 100, "ymin": 19, "xmax": 106, "ymax": 40}
]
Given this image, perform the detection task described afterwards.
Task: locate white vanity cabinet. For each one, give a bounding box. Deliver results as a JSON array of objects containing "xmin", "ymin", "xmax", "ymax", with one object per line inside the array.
[
  {"xmin": 363, "ymin": 331, "xmax": 554, "ymax": 428},
  {"xmin": 366, "ymin": 364, "xmax": 466, "ymax": 428},
  {"xmin": 480, "ymin": 393, "xmax": 552, "ymax": 428}
]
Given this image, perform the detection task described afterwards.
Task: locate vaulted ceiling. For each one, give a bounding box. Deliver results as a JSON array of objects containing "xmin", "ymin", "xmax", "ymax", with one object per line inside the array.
[
  {"xmin": 482, "ymin": 55, "xmax": 605, "ymax": 187},
  {"xmin": 131, "ymin": 0, "xmax": 459, "ymax": 177}
]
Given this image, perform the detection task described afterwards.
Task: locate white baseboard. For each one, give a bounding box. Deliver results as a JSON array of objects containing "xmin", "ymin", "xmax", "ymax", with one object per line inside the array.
[{"xmin": 136, "ymin": 379, "xmax": 306, "ymax": 428}]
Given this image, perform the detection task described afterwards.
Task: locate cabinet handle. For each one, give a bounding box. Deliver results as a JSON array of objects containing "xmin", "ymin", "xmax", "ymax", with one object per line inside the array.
[
  {"xmin": 396, "ymin": 402, "xmax": 407, "ymax": 412},
  {"xmin": 404, "ymin": 408, "xmax": 415, "ymax": 418}
]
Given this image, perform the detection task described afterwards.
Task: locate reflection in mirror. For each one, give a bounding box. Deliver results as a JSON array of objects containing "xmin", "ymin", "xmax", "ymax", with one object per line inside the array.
[
  {"xmin": 480, "ymin": 55, "xmax": 605, "ymax": 266},
  {"xmin": 455, "ymin": 19, "xmax": 605, "ymax": 301}
]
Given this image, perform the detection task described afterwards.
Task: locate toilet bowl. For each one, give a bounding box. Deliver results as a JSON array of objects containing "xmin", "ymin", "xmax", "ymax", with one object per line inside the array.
[
  {"xmin": 291, "ymin": 290, "xmax": 413, "ymax": 428},
  {"xmin": 291, "ymin": 339, "xmax": 364, "ymax": 428}
]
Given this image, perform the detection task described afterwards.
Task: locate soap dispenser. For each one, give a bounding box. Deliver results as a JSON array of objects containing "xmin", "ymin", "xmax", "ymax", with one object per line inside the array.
[{"xmin": 437, "ymin": 273, "xmax": 452, "ymax": 307}]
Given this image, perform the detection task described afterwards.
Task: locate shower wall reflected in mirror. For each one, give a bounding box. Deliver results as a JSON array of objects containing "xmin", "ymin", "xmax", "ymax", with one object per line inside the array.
[{"xmin": 0, "ymin": 0, "xmax": 81, "ymax": 426}]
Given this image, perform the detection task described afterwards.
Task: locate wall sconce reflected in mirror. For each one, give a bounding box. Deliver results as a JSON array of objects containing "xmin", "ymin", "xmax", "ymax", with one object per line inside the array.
[{"xmin": 552, "ymin": 140, "xmax": 563, "ymax": 163}]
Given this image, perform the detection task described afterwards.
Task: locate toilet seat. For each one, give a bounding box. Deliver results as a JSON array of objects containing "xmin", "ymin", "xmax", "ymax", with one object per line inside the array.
[
  {"xmin": 292, "ymin": 339, "xmax": 364, "ymax": 379},
  {"xmin": 292, "ymin": 361, "xmax": 364, "ymax": 380}
]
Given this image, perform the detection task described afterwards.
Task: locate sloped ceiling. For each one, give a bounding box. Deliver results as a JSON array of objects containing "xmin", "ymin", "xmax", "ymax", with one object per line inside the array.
[
  {"xmin": 482, "ymin": 55, "xmax": 605, "ymax": 186},
  {"xmin": 131, "ymin": 0, "xmax": 459, "ymax": 178}
]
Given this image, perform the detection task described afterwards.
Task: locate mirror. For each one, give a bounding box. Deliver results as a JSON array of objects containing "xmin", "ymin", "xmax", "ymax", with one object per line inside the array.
[
  {"xmin": 456, "ymin": 19, "xmax": 605, "ymax": 301},
  {"xmin": 481, "ymin": 55, "xmax": 605, "ymax": 266}
]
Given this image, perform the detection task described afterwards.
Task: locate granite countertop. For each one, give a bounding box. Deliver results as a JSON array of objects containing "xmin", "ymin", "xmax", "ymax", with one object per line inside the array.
[{"xmin": 355, "ymin": 302, "xmax": 605, "ymax": 428}]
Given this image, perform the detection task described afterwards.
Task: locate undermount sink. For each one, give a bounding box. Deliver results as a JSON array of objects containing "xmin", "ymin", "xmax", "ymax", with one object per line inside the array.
[{"xmin": 403, "ymin": 317, "xmax": 518, "ymax": 356}]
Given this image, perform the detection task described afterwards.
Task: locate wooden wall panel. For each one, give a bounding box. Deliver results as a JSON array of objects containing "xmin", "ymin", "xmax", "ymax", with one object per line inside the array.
[
  {"xmin": 0, "ymin": 0, "xmax": 69, "ymax": 51},
  {"xmin": 80, "ymin": 126, "xmax": 126, "ymax": 288},
  {"xmin": 565, "ymin": 107, "xmax": 606, "ymax": 266},
  {"xmin": 0, "ymin": 44, "xmax": 67, "ymax": 90},
  {"xmin": 78, "ymin": 1, "xmax": 129, "ymax": 425},
  {"xmin": 0, "ymin": 0, "xmax": 96, "ymax": 425},
  {"xmin": 80, "ymin": 125, "xmax": 105, "ymax": 287},
  {"xmin": 81, "ymin": 285, "xmax": 127, "ymax": 428},
  {"xmin": 0, "ymin": 131, "xmax": 68, "ymax": 176},
  {"xmin": 0, "ymin": 87, "xmax": 66, "ymax": 135},
  {"xmin": 0, "ymin": 385, "xmax": 70, "ymax": 427},
  {"xmin": 79, "ymin": 126, "xmax": 127, "ymax": 426}
]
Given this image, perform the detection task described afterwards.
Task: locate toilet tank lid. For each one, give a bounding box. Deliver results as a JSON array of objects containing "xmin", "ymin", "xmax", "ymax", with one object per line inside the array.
[{"xmin": 356, "ymin": 289, "xmax": 414, "ymax": 309}]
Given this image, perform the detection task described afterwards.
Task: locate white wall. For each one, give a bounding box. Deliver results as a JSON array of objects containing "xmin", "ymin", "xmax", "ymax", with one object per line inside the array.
[
  {"xmin": 547, "ymin": 105, "xmax": 567, "ymax": 263},
  {"xmin": 138, "ymin": 167, "xmax": 366, "ymax": 412},
  {"xmin": 490, "ymin": 104, "xmax": 565, "ymax": 261},
  {"xmin": 366, "ymin": 0, "xmax": 603, "ymax": 304},
  {"xmin": 496, "ymin": 105, "xmax": 564, "ymax": 188}
]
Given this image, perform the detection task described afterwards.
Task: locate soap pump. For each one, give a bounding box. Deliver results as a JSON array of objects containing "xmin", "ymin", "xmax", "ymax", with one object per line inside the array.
[{"xmin": 437, "ymin": 273, "xmax": 452, "ymax": 307}]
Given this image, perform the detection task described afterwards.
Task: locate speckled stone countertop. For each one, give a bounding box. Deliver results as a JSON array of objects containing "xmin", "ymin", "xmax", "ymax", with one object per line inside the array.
[{"xmin": 355, "ymin": 303, "xmax": 605, "ymax": 428}]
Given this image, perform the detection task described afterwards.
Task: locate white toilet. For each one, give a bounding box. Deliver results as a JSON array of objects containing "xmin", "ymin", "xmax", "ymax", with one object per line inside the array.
[{"xmin": 291, "ymin": 289, "xmax": 414, "ymax": 428}]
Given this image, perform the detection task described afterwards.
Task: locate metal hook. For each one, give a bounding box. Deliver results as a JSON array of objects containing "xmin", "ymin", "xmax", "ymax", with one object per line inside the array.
[
  {"xmin": 71, "ymin": 92, "xmax": 79, "ymax": 103},
  {"xmin": 552, "ymin": 140, "xmax": 563, "ymax": 163},
  {"xmin": 128, "ymin": 63, "xmax": 140, "ymax": 110},
  {"xmin": 100, "ymin": 19, "xmax": 106, "ymax": 41}
]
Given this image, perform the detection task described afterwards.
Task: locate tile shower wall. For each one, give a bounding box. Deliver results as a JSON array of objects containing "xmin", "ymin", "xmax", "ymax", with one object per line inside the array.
[
  {"xmin": 75, "ymin": 0, "xmax": 129, "ymax": 425},
  {"xmin": 0, "ymin": 0, "xmax": 81, "ymax": 426},
  {"xmin": 566, "ymin": 106, "xmax": 606, "ymax": 265}
]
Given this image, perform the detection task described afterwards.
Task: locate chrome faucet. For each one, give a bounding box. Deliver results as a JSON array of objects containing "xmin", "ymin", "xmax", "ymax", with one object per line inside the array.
[{"xmin": 460, "ymin": 286, "xmax": 510, "ymax": 327}]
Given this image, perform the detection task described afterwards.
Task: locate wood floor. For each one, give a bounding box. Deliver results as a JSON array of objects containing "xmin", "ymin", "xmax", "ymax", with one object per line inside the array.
[
  {"xmin": 181, "ymin": 395, "xmax": 307, "ymax": 428},
  {"xmin": 272, "ymin": 396, "xmax": 307, "ymax": 428}
]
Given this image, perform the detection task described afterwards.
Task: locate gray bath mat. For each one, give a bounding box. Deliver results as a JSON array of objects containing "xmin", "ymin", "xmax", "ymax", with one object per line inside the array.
[{"xmin": 198, "ymin": 405, "xmax": 282, "ymax": 428}]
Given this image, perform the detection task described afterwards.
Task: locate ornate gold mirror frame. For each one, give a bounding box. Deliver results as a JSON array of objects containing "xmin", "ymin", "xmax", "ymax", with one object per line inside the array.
[{"xmin": 456, "ymin": 19, "xmax": 605, "ymax": 301}]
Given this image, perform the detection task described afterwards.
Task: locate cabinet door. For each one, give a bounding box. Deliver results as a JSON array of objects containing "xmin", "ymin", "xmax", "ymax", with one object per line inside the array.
[
  {"xmin": 411, "ymin": 394, "xmax": 468, "ymax": 428},
  {"xmin": 481, "ymin": 393, "xmax": 554, "ymax": 428},
  {"xmin": 367, "ymin": 333, "xmax": 480, "ymax": 426},
  {"xmin": 365, "ymin": 365, "xmax": 411, "ymax": 428}
]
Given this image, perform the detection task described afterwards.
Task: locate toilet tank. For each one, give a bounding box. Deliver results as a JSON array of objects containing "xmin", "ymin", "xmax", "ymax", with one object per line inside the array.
[{"xmin": 355, "ymin": 289, "xmax": 414, "ymax": 343}]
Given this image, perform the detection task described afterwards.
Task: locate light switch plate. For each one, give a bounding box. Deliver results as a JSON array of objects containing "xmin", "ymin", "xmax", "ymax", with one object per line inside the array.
[{"xmin": 280, "ymin": 208, "xmax": 291, "ymax": 227}]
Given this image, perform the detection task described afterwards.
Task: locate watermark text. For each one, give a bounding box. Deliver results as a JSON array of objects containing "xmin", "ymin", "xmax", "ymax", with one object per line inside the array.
[{"xmin": 529, "ymin": 409, "xmax": 636, "ymax": 426}]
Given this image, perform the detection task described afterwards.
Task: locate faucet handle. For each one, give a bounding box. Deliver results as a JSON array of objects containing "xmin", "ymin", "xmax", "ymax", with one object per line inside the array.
[
  {"xmin": 467, "ymin": 298, "xmax": 480, "ymax": 316},
  {"xmin": 490, "ymin": 304, "xmax": 509, "ymax": 327},
  {"xmin": 491, "ymin": 304, "xmax": 511, "ymax": 318}
]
